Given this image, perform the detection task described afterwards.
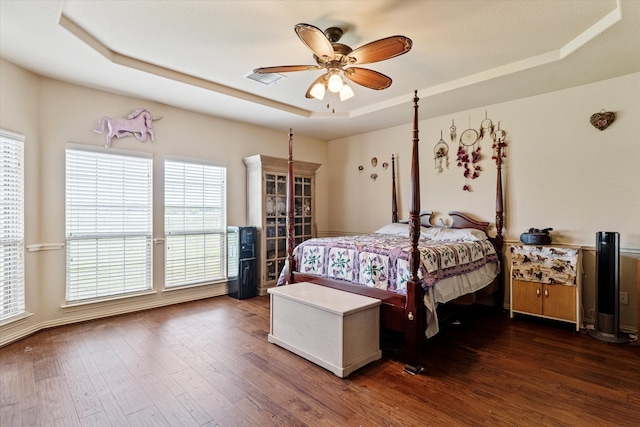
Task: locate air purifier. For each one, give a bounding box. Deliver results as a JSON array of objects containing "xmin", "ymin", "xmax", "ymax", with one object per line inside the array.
[{"xmin": 589, "ymin": 231, "xmax": 627, "ymax": 343}]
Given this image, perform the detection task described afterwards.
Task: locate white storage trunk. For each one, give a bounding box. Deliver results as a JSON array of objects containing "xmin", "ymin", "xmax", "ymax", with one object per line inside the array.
[{"xmin": 268, "ymin": 282, "xmax": 382, "ymax": 378}]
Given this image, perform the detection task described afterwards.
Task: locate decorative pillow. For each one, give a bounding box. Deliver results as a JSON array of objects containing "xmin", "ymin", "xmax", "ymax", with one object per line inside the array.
[
  {"xmin": 421, "ymin": 227, "xmax": 487, "ymax": 242},
  {"xmin": 374, "ymin": 223, "xmax": 410, "ymax": 237}
]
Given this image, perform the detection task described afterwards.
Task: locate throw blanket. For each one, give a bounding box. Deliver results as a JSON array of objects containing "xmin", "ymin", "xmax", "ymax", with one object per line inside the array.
[{"xmin": 277, "ymin": 234, "xmax": 498, "ymax": 294}]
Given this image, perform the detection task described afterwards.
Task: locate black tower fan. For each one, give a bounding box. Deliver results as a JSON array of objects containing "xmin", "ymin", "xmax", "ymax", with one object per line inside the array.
[{"xmin": 589, "ymin": 231, "xmax": 627, "ymax": 343}]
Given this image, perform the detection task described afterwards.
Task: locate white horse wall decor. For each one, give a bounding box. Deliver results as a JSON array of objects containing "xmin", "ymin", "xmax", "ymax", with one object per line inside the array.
[{"xmin": 94, "ymin": 108, "xmax": 162, "ymax": 148}]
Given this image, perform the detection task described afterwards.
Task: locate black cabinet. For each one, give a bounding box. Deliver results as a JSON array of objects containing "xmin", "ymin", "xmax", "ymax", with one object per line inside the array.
[{"xmin": 227, "ymin": 226, "xmax": 257, "ymax": 299}]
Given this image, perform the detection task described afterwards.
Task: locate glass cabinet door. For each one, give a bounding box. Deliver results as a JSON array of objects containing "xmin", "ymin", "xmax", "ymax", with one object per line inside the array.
[
  {"xmin": 244, "ymin": 154, "xmax": 320, "ymax": 295},
  {"xmin": 264, "ymin": 172, "xmax": 314, "ymax": 283}
]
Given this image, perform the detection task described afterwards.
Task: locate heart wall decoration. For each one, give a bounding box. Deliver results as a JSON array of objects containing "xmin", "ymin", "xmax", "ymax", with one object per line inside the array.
[{"xmin": 590, "ymin": 110, "xmax": 616, "ymax": 131}]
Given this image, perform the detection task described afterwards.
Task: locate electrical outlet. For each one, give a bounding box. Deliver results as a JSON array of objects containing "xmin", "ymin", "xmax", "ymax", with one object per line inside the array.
[{"xmin": 620, "ymin": 291, "xmax": 629, "ymax": 305}]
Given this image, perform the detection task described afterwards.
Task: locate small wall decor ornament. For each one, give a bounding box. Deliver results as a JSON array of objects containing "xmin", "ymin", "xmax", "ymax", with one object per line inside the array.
[
  {"xmin": 433, "ymin": 130, "xmax": 449, "ymax": 174},
  {"xmin": 94, "ymin": 108, "xmax": 162, "ymax": 148},
  {"xmin": 590, "ymin": 110, "xmax": 616, "ymax": 131}
]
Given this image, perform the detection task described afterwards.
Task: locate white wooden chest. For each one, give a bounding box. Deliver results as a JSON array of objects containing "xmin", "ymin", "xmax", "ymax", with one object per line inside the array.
[{"xmin": 268, "ymin": 282, "xmax": 382, "ymax": 378}]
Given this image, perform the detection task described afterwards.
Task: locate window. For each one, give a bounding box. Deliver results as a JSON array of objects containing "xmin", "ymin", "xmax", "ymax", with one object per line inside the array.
[
  {"xmin": 164, "ymin": 159, "xmax": 226, "ymax": 288},
  {"xmin": 0, "ymin": 130, "xmax": 25, "ymax": 321},
  {"xmin": 65, "ymin": 145, "xmax": 152, "ymax": 302}
]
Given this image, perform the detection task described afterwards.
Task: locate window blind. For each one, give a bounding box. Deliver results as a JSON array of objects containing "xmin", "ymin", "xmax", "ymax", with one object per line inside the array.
[
  {"xmin": 164, "ymin": 159, "xmax": 226, "ymax": 287},
  {"xmin": 0, "ymin": 130, "xmax": 25, "ymax": 321},
  {"xmin": 65, "ymin": 147, "xmax": 152, "ymax": 302}
]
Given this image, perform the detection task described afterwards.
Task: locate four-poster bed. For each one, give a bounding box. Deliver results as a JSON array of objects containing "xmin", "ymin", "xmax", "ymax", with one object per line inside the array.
[{"xmin": 280, "ymin": 91, "xmax": 505, "ymax": 374}]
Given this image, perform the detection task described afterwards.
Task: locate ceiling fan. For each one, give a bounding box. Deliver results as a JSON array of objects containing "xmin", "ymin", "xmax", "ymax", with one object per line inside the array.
[{"xmin": 253, "ymin": 23, "xmax": 412, "ymax": 101}]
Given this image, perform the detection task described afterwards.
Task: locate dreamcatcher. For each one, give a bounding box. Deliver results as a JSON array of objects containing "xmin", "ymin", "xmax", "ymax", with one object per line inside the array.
[
  {"xmin": 433, "ymin": 130, "xmax": 449, "ymax": 174},
  {"xmin": 479, "ymin": 111, "xmax": 494, "ymax": 140},
  {"xmin": 456, "ymin": 116, "xmax": 482, "ymax": 191}
]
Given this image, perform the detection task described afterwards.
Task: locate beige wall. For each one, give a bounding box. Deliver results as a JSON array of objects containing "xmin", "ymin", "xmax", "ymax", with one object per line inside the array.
[
  {"xmin": 327, "ymin": 72, "xmax": 640, "ymax": 331},
  {"xmin": 0, "ymin": 59, "xmax": 328, "ymax": 345},
  {"xmin": 1, "ymin": 56, "xmax": 638, "ymax": 344}
]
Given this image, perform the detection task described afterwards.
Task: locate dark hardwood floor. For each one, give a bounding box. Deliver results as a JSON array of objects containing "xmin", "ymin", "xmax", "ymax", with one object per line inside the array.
[{"xmin": 1, "ymin": 295, "xmax": 639, "ymax": 426}]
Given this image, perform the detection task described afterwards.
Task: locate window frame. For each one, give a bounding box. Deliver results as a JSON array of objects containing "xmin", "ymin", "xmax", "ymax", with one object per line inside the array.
[
  {"xmin": 164, "ymin": 156, "xmax": 227, "ymax": 289},
  {"xmin": 65, "ymin": 143, "xmax": 153, "ymax": 303},
  {"xmin": 0, "ymin": 129, "xmax": 25, "ymax": 323}
]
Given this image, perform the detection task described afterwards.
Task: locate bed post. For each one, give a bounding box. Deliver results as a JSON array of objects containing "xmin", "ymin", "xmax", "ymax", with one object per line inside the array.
[
  {"xmin": 285, "ymin": 129, "xmax": 295, "ymax": 284},
  {"xmin": 494, "ymin": 140, "xmax": 504, "ymax": 255},
  {"xmin": 493, "ymin": 133, "xmax": 506, "ymax": 309},
  {"xmin": 391, "ymin": 154, "xmax": 398, "ymax": 223},
  {"xmin": 403, "ymin": 91, "xmax": 424, "ymax": 375}
]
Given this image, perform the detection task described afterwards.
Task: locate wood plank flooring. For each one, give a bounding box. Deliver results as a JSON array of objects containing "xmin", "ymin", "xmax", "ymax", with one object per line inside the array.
[{"xmin": 1, "ymin": 295, "xmax": 639, "ymax": 426}]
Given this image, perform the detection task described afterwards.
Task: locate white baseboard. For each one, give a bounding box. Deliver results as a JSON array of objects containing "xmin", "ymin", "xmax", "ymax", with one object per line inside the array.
[{"xmin": 0, "ymin": 286, "xmax": 227, "ymax": 347}]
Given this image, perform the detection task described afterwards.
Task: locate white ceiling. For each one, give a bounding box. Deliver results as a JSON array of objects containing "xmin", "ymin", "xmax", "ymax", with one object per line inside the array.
[{"xmin": 1, "ymin": 0, "xmax": 639, "ymax": 140}]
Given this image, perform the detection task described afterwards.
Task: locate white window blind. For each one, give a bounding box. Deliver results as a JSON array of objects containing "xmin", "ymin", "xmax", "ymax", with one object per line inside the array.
[
  {"xmin": 66, "ymin": 146, "xmax": 152, "ymax": 302},
  {"xmin": 165, "ymin": 159, "xmax": 226, "ymax": 288},
  {"xmin": 0, "ymin": 130, "xmax": 25, "ymax": 321}
]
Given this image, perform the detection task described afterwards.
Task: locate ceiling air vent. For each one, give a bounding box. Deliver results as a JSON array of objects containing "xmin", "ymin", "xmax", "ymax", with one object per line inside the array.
[{"xmin": 244, "ymin": 71, "xmax": 285, "ymax": 85}]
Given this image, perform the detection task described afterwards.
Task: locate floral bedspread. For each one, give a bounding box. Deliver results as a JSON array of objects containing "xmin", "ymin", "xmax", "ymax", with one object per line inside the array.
[{"xmin": 277, "ymin": 234, "xmax": 498, "ymax": 294}]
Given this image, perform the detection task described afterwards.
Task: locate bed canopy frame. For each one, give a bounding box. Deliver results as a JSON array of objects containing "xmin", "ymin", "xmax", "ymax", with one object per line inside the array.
[{"xmin": 283, "ymin": 91, "xmax": 505, "ymax": 374}]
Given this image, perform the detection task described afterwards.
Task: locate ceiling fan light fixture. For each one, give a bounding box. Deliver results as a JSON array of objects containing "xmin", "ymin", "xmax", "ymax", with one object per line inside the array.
[
  {"xmin": 327, "ymin": 73, "xmax": 343, "ymax": 93},
  {"xmin": 339, "ymin": 84, "xmax": 354, "ymax": 101},
  {"xmin": 310, "ymin": 82, "xmax": 326, "ymax": 100},
  {"xmin": 255, "ymin": 24, "xmax": 412, "ymax": 103}
]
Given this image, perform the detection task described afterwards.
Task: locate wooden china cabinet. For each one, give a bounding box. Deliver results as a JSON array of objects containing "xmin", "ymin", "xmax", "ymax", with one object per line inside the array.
[{"xmin": 243, "ymin": 155, "xmax": 321, "ymax": 296}]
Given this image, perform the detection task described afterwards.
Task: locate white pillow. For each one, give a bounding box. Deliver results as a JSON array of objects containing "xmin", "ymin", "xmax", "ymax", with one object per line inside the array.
[
  {"xmin": 421, "ymin": 227, "xmax": 487, "ymax": 242},
  {"xmin": 374, "ymin": 223, "xmax": 410, "ymax": 237}
]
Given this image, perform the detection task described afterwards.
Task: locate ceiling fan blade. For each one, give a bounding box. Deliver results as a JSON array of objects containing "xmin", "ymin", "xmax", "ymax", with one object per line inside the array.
[
  {"xmin": 347, "ymin": 36, "xmax": 412, "ymax": 65},
  {"xmin": 295, "ymin": 23, "xmax": 335, "ymax": 61},
  {"xmin": 253, "ymin": 65, "xmax": 322, "ymax": 74},
  {"xmin": 343, "ymin": 67, "xmax": 392, "ymax": 90},
  {"xmin": 305, "ymin": 74, "xmax": 327, "ymax": 98}
]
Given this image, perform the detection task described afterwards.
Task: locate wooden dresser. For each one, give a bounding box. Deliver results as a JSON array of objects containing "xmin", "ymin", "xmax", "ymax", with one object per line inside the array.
[{"xmin": 510, "ymin": 244, "xmax": 582, "ymax": 331}]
